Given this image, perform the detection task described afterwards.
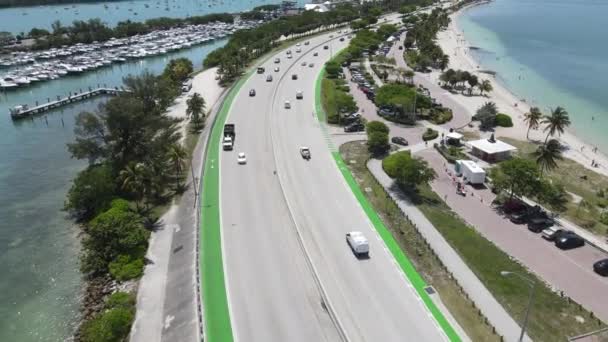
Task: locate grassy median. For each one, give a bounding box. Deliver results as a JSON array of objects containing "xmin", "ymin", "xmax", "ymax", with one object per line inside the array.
[{"xmin": 340, "ymin": 141, "xmax": 500, "ymax": 341}]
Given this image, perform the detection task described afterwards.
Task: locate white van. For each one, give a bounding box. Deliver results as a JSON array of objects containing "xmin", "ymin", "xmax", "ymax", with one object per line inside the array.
[{"xmin": 346, "ymin": 231, "xmax": 369, "ymax": 257}]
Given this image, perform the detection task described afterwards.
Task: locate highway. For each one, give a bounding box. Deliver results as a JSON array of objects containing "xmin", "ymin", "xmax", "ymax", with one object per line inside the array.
[{"xmin": 218, "ymin": 29, "xmax": 453, "ymax": 341}]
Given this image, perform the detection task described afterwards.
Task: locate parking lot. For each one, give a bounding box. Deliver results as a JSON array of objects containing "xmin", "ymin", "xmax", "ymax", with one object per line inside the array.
[{"xmin": 417, "ymin": 148, "xmax": 608, "ymax": 321}]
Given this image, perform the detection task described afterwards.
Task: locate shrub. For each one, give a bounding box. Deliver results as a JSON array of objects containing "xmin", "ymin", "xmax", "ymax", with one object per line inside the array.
[
  {"xmin": 422, "ymin": 128, "xmax": 439, "ymax": 141},
  {"xmin": 109, "ymin": 255, "xmax": 145, "ymax": 281},
  {"xmin": 496, "ymin": 113, "xmax": 513, "ymax": 127},
  {"xmin": 366, "ymin": 120, "xmax": 389, "ymax": 135},
  {"xmin": 367, "ymin": 131, "xmax": 390, "ymax": 156},
  {"xmin": 106, "ymin": 292, "xmax": 136, "ymax": 309},
  {"xmin": 430, "ymin": 108, "xmax": 453, "ymax": 124},
  {"xmin": 65, "ymin": 164, "xmax": 116, "ymax": 221},
  {"xmin": 81, "ymin": 307, "xmax": 134, "ymax": 342}
]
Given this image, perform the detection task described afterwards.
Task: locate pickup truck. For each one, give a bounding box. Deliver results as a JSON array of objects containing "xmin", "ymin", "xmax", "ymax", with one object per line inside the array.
[{"xmin": 223, "ymin": 124, "xmax": 235, "ymax": 150}]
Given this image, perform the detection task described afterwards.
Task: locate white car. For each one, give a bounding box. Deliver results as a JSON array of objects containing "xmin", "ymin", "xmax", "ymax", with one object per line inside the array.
[
  {"xmin": 346, "ymin": 231, "xmax": 369, "ymax": 257},
  {"xmin": 296, "ymin": 43, "xmax": 301, "ymax": 47},
  {"xmin": 274, "ymin": 58, "xmax": 280, "ymax": 63},
  {"xmin": 301, "ymin": 61, "xmax": 307, "ymax": 66},
  {"xmin": 284, "ymin": 101, "xmax": 291, "ymax": 109},
  {"xmin": 274, "ymin": 67, "xmax": 280, "ymax": 72},
  {"xmin": 287, "ymin": 54, "xmax": 293, "ymax": 59},
  {"xmin": 237, "ymin": 152, "xmax": 247, "ymax": 164},
  {"xmin": 296, "ymin": 48, "xmax": 301, "ymax": 53}
]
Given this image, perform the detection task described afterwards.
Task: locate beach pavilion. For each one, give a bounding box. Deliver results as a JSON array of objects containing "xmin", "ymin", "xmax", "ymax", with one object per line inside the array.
[{"xmin": 468, "ymin": 137, "xmax": 517, "ymax": 163}]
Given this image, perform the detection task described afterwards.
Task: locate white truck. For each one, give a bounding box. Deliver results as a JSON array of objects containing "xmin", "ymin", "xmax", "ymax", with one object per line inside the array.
[
  {"xmin": 346, "ymin": 231, "xmax": 369, "ymax": 257},
  {"xmin": 455, "ymin": 160, "xmax": 486, "ymax": 185}
]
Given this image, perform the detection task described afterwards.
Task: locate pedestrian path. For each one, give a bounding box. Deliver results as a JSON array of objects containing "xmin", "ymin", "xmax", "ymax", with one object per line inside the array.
[{"xmin": 367, "ymin": 158, "xmax": 531, "ymax": 342}]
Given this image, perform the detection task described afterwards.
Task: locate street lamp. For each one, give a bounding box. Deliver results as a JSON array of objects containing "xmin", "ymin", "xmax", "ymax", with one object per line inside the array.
[{"xmin": 501, "ymin": 271, "xmax": 535, "ymax": 342}]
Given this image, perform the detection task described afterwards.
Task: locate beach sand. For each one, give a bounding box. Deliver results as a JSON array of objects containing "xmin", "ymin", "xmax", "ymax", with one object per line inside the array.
[
  {"xmin": 431, "ymin": 9, "xmax": 608, "ymax": 176},
  {"xmin": 166, "ymin": 67, "xmax": 223, "ymax": 144}
]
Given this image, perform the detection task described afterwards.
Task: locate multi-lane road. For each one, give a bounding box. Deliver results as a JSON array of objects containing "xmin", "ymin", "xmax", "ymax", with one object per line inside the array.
[{"xmin": 215, "ymin": 29, "xmax": 454, "ymax": 341}]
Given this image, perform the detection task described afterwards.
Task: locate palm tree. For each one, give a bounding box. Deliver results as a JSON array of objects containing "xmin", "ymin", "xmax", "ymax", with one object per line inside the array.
[
  {"xmin": 439, "ymin": 54, "xmax": 449, "ymax": 71},
  {"xmin": 119, "ymin": 162, "xmax": 147, "ymax": 210},
  {"xmin": 479, "ymin": 79, "xmax": 493, "ymax": 96},
  {"xmin": 186, "ymin": 92, "xmax": 206, "ymax": 130},
  {"xmin": 534, "ymin": 139, "xmax": 562, "ymax": 175},
  {"xmin": 168, "ymin": 144, "xmax": 187, "ymax": 189},
  {"xmin": 542, "ymin": 106, "xmax": 570, "ymax": 143},
  {"xmin": 523, "ymin": 107, "xmax": 543, "ymax": 140}
]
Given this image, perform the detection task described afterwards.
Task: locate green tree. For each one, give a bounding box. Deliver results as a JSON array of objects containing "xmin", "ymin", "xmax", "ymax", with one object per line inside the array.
[
  {"xmin": 439, "ymin": 54, "xmax": 450, "ymax": 71},
  {"xmin": 186, "ymin": 92, "xmax": 206, "ymax": 130},
  {"xmin": 523, "ymin": 107, "xmax": 543, "ymax": 140},
  {"xmin": 168, "ymin": 144, "xmax": 187, "ymax": 189},
  {"xmin": 163, "ymin": 58, "xmax": 193, "ymax": 84},
  {"xmin": 325, "ymin": 60, "xmax": 341, "ymax": 78},
  {"xmin": 366, "ymin": 120, "xmax": 389, "ymax": 135},
  {"xmin": 64, "ymin": 164, "xmax": 116, "ymax": 221},
  {"xmin": 475, "ymin": 101, "xmax": 498, "ymax": 129},
  {"xmin": 542, "ymin": 106, "xmax": 570, "ymax": 143},
  {"xmin": 479, "ymin": 79, "xmax": 493, "ymax": 95},
  {"xmin": 467, "ymin": 74, "xmax": 478, "ymax": 95},
  {"xmin": 490, "ymin": 158, "xmax": 540, "ymax": 200},
  {"xmin": 81, "ymin": 307, "xmax": 134, "ymax": 342},
  {"xmin": 537, "ymin": 180, "xmax": 568, "ymax": 212},
  {"xmin": 367, "ymin": 131, "xmax": 390, "ymax": 156},
  {"xmin": 383, "ymin": 151, "xmax": 436, "ymax": 188},
  {"xmin": 119, "ymin": 163, "xmax": 148, "ymax": 210},
  {"xmin": 534, "ymin": 139, "xmax": 563, "ymax": 175}
]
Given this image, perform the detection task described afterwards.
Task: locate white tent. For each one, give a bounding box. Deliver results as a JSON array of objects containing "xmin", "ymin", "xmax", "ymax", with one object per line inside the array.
[{"xmin": 455, "ymin": 160, "xmax": 486, "ymax": 184}]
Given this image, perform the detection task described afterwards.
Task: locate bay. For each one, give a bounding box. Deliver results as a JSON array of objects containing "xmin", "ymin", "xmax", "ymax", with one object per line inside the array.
[{"xmin": 457, "ymin": 0, "xmax": 608, "ymax": 151}]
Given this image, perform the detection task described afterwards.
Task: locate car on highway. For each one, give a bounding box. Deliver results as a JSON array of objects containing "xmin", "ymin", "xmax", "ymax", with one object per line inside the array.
[
  {"xmin": 346, "ymin": 231, "xmax": 369, "ymax": 258},
  {"xmin": 301, "ymin": 61, "xmax": 307, "ymax": 66},
  {"xmin": 284, "ymin": 100, "xmax": 291, "ymax": 109},
  {"xmin": 266, "ymin": 75, "xmax": 273, "ymax": 82},
  {"xmin": 274, "ymin": 58, "xmax": 280, "ymax": 63},
  {"xmin": 308, "ymin": 63, "xmax": 314, "ymax": 68},
  {"xmin": 555, "ymin": 232, "xmax": 585, "ymax": 250},
  {"xmin": 324, "ymin": 45, "xmax": 329, "ymax": 50},
  {"xmin": 296, "ymin": 91, "xmax": 303, "ymax": 99},
  {"xmin": 398, "ymin": 45, "xmax": 403, "ymax": 50},
  {"xmin": 313, "ymin": 52, "xmax": 318, "ymax": 56},
  {"xmin": 296, "ymin": 48, "xmax": 301, "ymax": 53},
  {"xmin": 542, "ymin": 227, "xmax": 568, "ymax": 241},
  {"xmin": 339, "ymin": 37, "xmax": 345, "ymax": 42},
  {"xmin": 391, "ymin": 136, "xmax": 408, "ymax": 146},
  {"xmin": 344, "ymin": 122, "xmax": 364, "ymax": 132},
  {"xmin": 329, "ymin": 34, "xmax": 333, "ymax": 38},
  {"xmin": 594, "ymin": 259, "xmax": 608, "ymax": 276},
  {"xmin": 304, "ymin": 41, "xmax": 310, "ymax": 45},
  {"xmin": 237, "ymin": 152, "xmax": 247, "ymax": 164},
  {"xmin": 296, "ymin": 43, "xmax": 301, "ymax": 47},
  {"xmin": 274, "ymin": 67, "xmax": 280, "ymax": 72},
  {"xmin": 257, "ymin": 67, "xmax": 265, "ymax": 74},
  {"xmin": 300, "ymin": 147, "xmax": 311, "ymax": 160},
  {"xmin": 527, "ymin": 217, "xmax": 553, "ymax": 233},
  {"xmin": 287, "ymin": 54, "xmax": 292, "ymax": 59},
  {"xmin": 249, "ymin": 89, "xmax": 256, "ymax": 97},
  {"xmin": 292, "ymin": 74, "xmax": 298, "ymax": 80}
]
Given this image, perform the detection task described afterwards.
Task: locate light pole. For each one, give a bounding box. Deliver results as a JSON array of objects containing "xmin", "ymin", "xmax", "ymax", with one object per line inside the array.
[{"xmin": 501, "ymin": 271, "xmax": 535, "ymax": 342}]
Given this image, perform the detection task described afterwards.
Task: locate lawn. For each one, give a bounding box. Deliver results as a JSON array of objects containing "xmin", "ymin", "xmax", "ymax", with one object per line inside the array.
[
  {"xmin": 501, "ymin": 137, "xmax": 608, "ymax": 236},
  {"xmin": 340, "ymin": 141, "xmax": 500, "ymax": 342}
]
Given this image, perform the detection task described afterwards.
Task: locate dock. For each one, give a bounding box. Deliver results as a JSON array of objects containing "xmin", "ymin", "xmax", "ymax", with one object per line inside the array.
[{"xmin": 9, "ymin": 87, "xmax": 126, "ymax": 120}]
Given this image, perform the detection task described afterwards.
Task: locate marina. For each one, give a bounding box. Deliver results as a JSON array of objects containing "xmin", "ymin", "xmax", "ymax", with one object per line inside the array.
[{"xmin": 0, "ymin": 19, "xmax": 261, "ymax": 90}]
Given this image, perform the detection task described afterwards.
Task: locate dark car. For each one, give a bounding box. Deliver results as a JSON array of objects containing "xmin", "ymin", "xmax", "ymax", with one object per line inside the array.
[
  {"xmin": 502, "ymin": 200, "xmax": 527, "ymax": 215},
  {"xmin": 324, "ymin": 45, "xmax": 329, "ymax": 50},
  {"xmin": 339, "ymin": 37, "xmax": 345, "ymax": 42},
  {"xmin": 594, "ymin": 259, "xmax": 608, "ymax": 276},
  {"xmin": 555, "ymin": 233, "xmax": 585, "ymax": 250},
  {"xmin": 527, "ymin": 217, "xmax": 553, "ymax": 233},
  {"xmin": 257, "ymin": 67, "xmax": 265, "ymax": 74},
  {"xmin": 509, "ymin": 211, "xmax": 529, "ymax": 224},
  {"xmin": 391, "ymin": 136, "xmax": 408, "ymax": 146},
  {"xmin": 398, "ymin": 45, "xmax": 403, "ymax": 50},
  {"xmin": 249, "ymin": 89, "xmax": 256, "ymax": 97},
  {"xmin": 344, "ymin": 122, "xmax": 364, "ymax": 132},
  {"xmin": 292, "ymin": 74, "xmax": 298, "ymax": 80}
]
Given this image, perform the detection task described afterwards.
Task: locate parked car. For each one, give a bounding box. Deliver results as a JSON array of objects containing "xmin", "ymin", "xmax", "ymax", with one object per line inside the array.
[
  {"xmin": 527, "ymin": 217, "xmax": 553, "ymax": 233},
  {"xmin": 249, "ymin": 89, "xmax": 256, "ymax": 97},
  {"xmin": 257, "ymin": 67, "xmax": 265, "ymax": 74},
  {"xmin": 541, "ymin": 227, "xmax": 568, "ymax": 241},
  {"xmin": 593, "ymin": 259, "xmax": 608, "ymax": 276},
  {"xmin": 555, "ymin": 232, "xmax": 585, "ymax": 250},
  {"xmin": 344, "ymin": 122, "xmax": 364, "ymax": 132},
  {"xmin": 509, "ymin": 211, "xmax": 529, "ymax": 224},
  {"xmin": 391, "ymin": 136, "xmax": 408, "ymax": 146}
]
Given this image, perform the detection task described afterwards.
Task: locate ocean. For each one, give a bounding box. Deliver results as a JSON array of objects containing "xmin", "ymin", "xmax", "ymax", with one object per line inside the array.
[
  {"xmin": 457, "ymin": 0, "xmax": 608, "ymax": 151},
  {"xmin": 0, "ymin": 0, "xmax": 294, "ymax": 340}
]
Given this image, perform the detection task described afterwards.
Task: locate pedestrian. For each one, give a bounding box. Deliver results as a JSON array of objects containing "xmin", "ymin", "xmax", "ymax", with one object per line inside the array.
[{"xmin": 592, "ymin": 159, "xmax": 595, "ymax": 167}]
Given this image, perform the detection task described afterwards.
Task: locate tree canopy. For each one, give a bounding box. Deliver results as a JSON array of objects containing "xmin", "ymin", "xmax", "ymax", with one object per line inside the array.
[{"xmin": 383, "ymin": 151, "xmax": 436, "ymax": 188}]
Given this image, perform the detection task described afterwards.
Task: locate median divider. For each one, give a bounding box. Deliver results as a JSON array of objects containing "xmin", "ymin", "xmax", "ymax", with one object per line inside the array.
[{"xmin": 314, "ymin": 67, "xmax": 462, "ymax": 342}]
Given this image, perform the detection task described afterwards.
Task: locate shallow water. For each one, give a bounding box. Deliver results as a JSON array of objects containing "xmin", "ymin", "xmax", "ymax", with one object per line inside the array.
[{"xmin": 458, "ymin": 0, "xmax": 608, "ymax": 151}]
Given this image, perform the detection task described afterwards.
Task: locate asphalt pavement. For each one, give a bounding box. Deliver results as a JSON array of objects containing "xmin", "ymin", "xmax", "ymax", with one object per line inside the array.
[{"xmin": 218, "ymin": 29, "xmax": 453, "ymax": 341}]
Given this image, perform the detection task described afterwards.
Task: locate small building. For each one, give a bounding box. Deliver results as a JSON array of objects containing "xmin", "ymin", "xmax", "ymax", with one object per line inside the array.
[
  {"xmin": 468, "ymin": 137, "xmax": 517, "ymax": 162},
  {"xmin": 304, "ymin": 3, "xmax": 329, "ymax": 12},
  {"xmin": 445, "ymin": 132, "xmax": 463, "ymax": 146}
]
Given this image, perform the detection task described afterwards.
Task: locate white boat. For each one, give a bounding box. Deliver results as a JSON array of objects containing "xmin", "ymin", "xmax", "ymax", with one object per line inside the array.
[{"xmin": 0, "ymin": 78, "xmax": 18, "ymax": 89}]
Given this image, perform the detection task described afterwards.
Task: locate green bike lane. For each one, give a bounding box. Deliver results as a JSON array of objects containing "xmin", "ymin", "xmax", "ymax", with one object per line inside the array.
[{"xmin": 314, "ymin": 68, "xmax": 461, "ymax": 342}]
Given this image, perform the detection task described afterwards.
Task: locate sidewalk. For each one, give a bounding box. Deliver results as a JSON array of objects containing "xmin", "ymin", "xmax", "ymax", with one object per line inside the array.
[
  {"xmin": 367, "ymin": 158, "xmax": 530, "ymax": 342},
  {"xmin": 364, "ymin": 58, "xmax": 385, "ymax": 87}
]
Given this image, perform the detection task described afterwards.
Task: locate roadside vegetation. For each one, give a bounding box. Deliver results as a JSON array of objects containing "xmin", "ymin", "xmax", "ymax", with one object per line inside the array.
[
  {"xmin": 64, "ymin": 58, "xmax": 202, "ymax": 338},
  {"xmin": 204, "ymin": 4, "xmax": 359, "ymax": 85},
  {"xmin": 340, "ymin": 141, "xmax": 500, "ymax": 341}
]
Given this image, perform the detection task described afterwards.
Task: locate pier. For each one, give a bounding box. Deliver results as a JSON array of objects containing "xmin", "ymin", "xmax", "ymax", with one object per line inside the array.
[{"xmin": 9, "ymin": 87, "xmax": 126, "ymax": 120}]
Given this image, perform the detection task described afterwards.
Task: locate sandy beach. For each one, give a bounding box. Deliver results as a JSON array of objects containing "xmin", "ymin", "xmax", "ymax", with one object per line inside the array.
[
  {"xmin": 166, "ymin": 67, "xmax": 224, "ymax": 144},
  {"xmin": 429, "ymin": 7, "xmax": 608, "ymax": 177}
]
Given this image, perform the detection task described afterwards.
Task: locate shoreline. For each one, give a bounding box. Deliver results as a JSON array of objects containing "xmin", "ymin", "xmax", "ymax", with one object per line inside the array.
[{"xmin": 435, "ymin": 3, "xmax": 608, "ymax": 177}]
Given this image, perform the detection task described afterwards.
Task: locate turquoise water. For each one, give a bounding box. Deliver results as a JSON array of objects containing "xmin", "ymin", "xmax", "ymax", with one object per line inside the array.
[
  {"xmin": 2, "ymin": 0, "xmax": 302, "ymax": 34},
  {"xmin": 0, "ymin": 31, "xmax": 226, "ymax": 342},
  {"xmin": 457, "ymin": 0, "xmax": 608, "ymax": 151}
]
